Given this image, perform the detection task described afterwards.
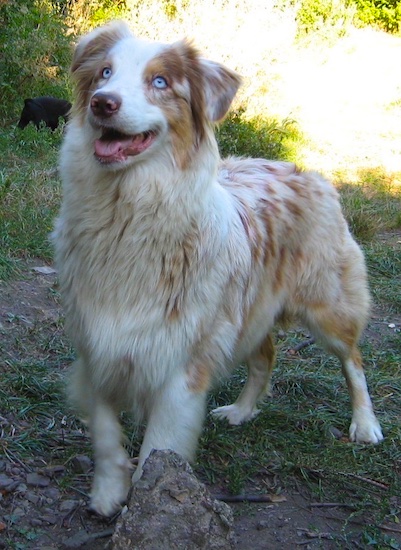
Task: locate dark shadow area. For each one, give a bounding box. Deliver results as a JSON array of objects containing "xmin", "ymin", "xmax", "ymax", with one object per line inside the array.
[{"xmin": 0, "ymin": 0, "xmax": 72, "ymax": 124}]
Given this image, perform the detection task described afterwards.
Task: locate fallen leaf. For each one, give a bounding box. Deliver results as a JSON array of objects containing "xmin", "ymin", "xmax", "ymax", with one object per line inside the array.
[{"xmin": 32, "ymin": 266, "xmax": 57, "ymax": 275}]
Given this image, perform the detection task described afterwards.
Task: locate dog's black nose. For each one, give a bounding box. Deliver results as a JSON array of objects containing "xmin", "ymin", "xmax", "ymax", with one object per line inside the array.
[{"xmin": 91, "ymin": 92, "xmax": 122, "ymax": 117}]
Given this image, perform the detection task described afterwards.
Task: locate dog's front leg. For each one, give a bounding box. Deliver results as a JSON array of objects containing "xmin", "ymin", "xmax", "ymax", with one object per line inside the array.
[
  {"xmin": 89, "ymin": 396, "xmax": 132, "ymax": 516},
  {"xmin": 132, "ymin": 372, "xmax": 207, "ymax": 482}
]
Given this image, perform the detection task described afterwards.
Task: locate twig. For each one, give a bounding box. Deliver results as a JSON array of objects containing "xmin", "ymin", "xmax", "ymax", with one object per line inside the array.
[
  {"xmin": 215, "ymin": 493, "xmax": 285, "ymax": 503},
  {"xmin": 340, "ymin": 472, "xmax": 389, "ymax": 490},
  {"xmin": 296, "ymin": 528, "xmax": 333, "ymax": 545},
  {"xmin": 309, "ymin": 502, "xmax": 361, "ymax": 509},
  {"xmin": 289, "ymin": 338, "xmax": 316, "ymax": 353},
  {"xmin": 3, "ymin": 447, "xmax": 33, "ymax": 472},
  {"xmin": 70, "ymin": 485, "xmax": 90, "ymax": 498},
  {"xmin": 87, "ymin": 528, "xmax": 115, "ymax": 541},
  {"xmin": 379, "ymin": 524, "xmax": 401, "ymax": 534}
]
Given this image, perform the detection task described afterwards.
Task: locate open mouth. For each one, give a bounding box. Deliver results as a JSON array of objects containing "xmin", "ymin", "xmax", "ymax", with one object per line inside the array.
[{"xmin": 94, "ymin": 128, "xmax": 158, "ymax": 164}]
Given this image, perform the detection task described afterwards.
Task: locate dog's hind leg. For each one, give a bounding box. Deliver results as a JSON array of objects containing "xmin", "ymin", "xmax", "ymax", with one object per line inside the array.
[
  {"xmin": 211, "ymin": 334, "xmax": 276, "ymax": 425},
  {"xmin": 132, "ymin": 371, "xmax": 207, "ymax": 482},
  {"xmin": 303, "ymin": 304, "xmax": 383, "ymax": 444}
]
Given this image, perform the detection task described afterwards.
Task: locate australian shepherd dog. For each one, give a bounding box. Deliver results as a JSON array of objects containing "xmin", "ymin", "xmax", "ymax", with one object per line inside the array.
[{"xmin": 53, "ymin": 20, "xmax": 383, "ymax": 516}]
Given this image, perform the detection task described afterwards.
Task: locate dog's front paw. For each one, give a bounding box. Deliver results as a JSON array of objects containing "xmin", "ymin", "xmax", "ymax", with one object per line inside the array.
[
  {"xmin": 211, "ymin": 404, "xmax": 260, "ymax": 425},
  {"xmin": 90, "ymin": 467, "xmax": 131, "ymax": 517},
  {"xmin": 349, "ymin": 414, "xmax": 384, "ymax": 444}
]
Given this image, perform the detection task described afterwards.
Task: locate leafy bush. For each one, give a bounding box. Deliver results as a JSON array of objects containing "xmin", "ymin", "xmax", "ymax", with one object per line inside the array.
[
  {"xmin": 217, "ymin": 109, "xmax": 301, "ymax": 162},
  {"xmin": 292, "ymin": 0, "xmax": 356, "ymax": 38},
  {"xmin": 292, "ymin": 0, "xmax": 401, "ymax": 36},
  {"xmin": 0, "ymin": 0, "xmax": 72, "ymax": 124},
  {"xmin": 58, "ymin": 0, "xmax": 130, "ymax": 34},
  {"xmin": 353, "ymin": 0, "xmax": 401, "ymax": 33}
]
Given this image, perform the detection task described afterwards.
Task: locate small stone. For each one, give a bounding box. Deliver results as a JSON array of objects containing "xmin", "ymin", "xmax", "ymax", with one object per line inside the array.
[
  {"xmin": 44, "ymin": 487, "xmax": 60, "ymax": 500},
  {"xmin": 26, "ymin": 472, "xmax": 51, "ymax": 487},
  {"xmin": 71, "ymin": 455, "xmax": 92, "ymax": 474},
  {"xmin": 0, "ymin": 473, "xmax": 14, "ymax": 489},
  {"xmin": 16, "ymin": 483, "xmax": 27, "ymax": 494},
  {"xmin": 25, "ymin": 491, "xmax": 40, "ymax": 505},
  {"xmin": 0, "ymin": 461, "xmax": 6, "ymax": 472},
  {"xmin": 30, "ymin": 518, "xmax": 43, "ymax": 527},
  {"xmin": 59, "ymin": 499, "xmax": 79, "ymax": 513},
  {"xmin": 256, "ymin": 520, "xmax": 269, "ymax": 530},
  {"xmin": 41, "ymin": 514, "xmax": 57, "ymax": 525},
  {"xmin": 43, "ymin": 465, "xmax": 66, "ymax": 478},
  {"xmin": 328, "ymin": 426, "xmax": 343, "ymax": 440}
]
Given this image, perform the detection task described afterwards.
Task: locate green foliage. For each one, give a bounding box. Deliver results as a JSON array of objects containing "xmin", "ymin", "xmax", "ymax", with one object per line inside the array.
[
  {"xmin": 353, "ymin": 0, "xmax": 401, "ymax": 33},
  {"xmin": 291, "ymin": 0, "xmax": 401, "ymax": 36},
  {"xmin": 60, "ymin": 0, "xmax": 130, "ymax": 34},
  {"xmin": 217, "ymin": 109, "xmax": 302, "ymax": 162},
  {"xmin": 0, "ymin": 0, "xmax": 72, "ymax": 124},
  {"xmin": 293, "ymin": 0, "xmax": 356, "ymax": 38}
]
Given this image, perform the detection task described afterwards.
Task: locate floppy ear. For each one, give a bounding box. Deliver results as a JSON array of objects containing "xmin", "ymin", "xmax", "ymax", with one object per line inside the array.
[
  {"xmin": 200, "ymin": 59, "xmax": 242, "ymax": 122},
  {"xmin": 72, "ymin": 20, "xmax": 132, "ymax": 73}
]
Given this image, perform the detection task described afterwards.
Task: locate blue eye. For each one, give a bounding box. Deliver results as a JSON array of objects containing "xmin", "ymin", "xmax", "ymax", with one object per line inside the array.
[
  {"xmin": 152, "ymin": 76, "xmax": 167, "ymax": 89},
  {"xmin": 102, "ymin": 67, "xmax": 112, "ymax": 79}
]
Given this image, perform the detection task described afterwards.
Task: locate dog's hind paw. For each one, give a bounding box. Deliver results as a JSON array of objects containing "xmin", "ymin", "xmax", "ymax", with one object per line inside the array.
[
  {"xmin": 211, "ymin": 403, "xmax": 260, "ymax": 425},
  {"xmin": 349, "ymin": 415, "xmax": 384, "ymax": 444}
]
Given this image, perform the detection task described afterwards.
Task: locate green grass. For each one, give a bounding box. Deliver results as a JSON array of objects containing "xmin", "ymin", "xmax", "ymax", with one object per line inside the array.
[
  {"xmin": 337, "ymin": 168, "xmax": 401, "ymax": 242},
  {"xmin": 0, "ymin": 124, "xmax": 63, "ymax": 280},
  {"xmin": 217, "ymin": 109, "xmax": 303, "ymax": 163},
  {"xmin": 198, "ymin": 331, "xmax": 401, "ymax": 545}
]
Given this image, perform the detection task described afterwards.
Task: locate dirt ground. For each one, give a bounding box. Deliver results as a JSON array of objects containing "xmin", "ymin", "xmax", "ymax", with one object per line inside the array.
[{"xmin": 1, "ymin": 260, "xmax": 400, "ymax": 549}]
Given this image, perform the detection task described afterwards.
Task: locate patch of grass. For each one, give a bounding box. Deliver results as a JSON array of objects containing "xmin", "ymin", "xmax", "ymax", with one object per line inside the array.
[
  {"xmin": 337, "ymin": 168, "xmax": 401, "ymax": 242},
  {"xmin": 217, "ymin": 109, "xmax": 303, "ymax": 162},
  {"xmin": 364, "ymin": 242, "xmax": 401, "ymax": 312},
  {"xmin": 0, "ymin": 124, "xmax": 63, "ymax": 280},
  {"xmin": 198, "ymin": 329, "xmax": 401, "ymax": 528},
  {"xmin": 0, "ymin": 361, "xmax": 85, "ymax": 462}
]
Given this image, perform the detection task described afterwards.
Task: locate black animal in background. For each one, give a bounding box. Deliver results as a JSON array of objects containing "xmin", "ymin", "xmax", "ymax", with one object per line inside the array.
[{"xmin": 18, "ymin": 96, "xmax": 71, "ymax": 130}]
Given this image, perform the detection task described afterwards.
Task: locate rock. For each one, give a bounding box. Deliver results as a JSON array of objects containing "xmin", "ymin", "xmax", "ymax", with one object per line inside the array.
[
  {"xmin": 112, "ymin": 450, "xmax": 234, "ymax": 550},
  {"xmin": 44, "ymin": 487, "xmax": 61, "ymax": 500},
  {"xmin": 71, "ymin": 455, "xmax": 92, "ymax": 474},
  {"xmin": 25, "ymin": 491, "xmax": 41, "ymax": 505},
  {"xmin": 0, "ymin": 473, "xmax": 15, "ymax": 490},
  {"xmin": 42, "ymin": 464, "xmax": 66, "ymax": 478},
  {"xmin": 59, "ymin": 499, "xmax": 79, "ymax": 513},
  {"xmin": 26, "ymin": 472, "xmax": 50, "ymax": 487},
  {"xmin": 41, "ymin": 513, "xmax": 57, "ymax": 525},
  {"xmin": 327, "ymin": 426, "xmax": 344, "ymax": 440}
]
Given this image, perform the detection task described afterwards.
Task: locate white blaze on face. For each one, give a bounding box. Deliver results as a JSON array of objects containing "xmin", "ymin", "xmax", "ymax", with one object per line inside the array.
[{"xmin": 87, "ymin": 36, "xmax": 209, "ymax": 168}]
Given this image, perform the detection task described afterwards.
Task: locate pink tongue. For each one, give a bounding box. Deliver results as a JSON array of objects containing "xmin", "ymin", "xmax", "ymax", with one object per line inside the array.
[{"xmin": 95, "ymin": 136, "xmax": 135, "ymax": 159}]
